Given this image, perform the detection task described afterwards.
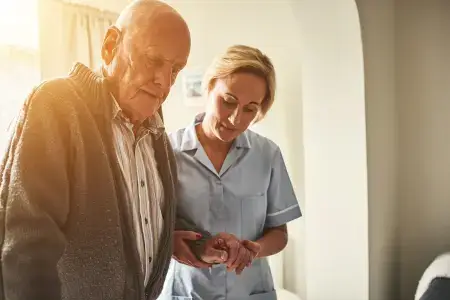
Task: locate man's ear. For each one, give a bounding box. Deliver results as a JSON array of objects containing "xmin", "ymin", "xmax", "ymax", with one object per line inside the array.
[{"xmin": 102, "ymin": 26, "xmax": 122, "ymax": 65}]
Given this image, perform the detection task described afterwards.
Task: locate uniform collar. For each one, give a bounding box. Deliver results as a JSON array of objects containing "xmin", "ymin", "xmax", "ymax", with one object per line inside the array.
[{"xmin": 180, "ymin": 113, "xmax": 251, "ymax": 151}]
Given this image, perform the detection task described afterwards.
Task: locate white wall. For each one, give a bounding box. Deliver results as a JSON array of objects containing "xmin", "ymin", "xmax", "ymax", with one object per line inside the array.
[
  {"xmin": 356, "ymin": 1, "xmax": 400, "ymax": 299},
  {"xmin": 296, "ymin": 1, "xmax": 368, "ymax": 300},
  {"xmin": 396, "ymin": 1, "xmax": 450, "ymax": 299}
]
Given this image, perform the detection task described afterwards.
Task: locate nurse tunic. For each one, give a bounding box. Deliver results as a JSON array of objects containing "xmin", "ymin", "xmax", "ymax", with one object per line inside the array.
[{"xmin": 159, "ymin": 114, "xmax": 302, "ymax": 300}]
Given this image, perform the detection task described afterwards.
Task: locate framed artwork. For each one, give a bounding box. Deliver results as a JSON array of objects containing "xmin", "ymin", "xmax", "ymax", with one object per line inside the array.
[{"xmin": 181, "ymin": 68, "xmax": 205, "ymax": 107}]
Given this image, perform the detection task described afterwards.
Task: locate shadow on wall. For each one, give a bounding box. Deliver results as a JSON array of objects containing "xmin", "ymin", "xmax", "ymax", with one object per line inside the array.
[
  {"xmin": 396, "ymin": 1, "xmax": 450, "ymax": 299},
  {"xmin": 296, "ymin": 0, "xmax": 370, "ymax": 300}
]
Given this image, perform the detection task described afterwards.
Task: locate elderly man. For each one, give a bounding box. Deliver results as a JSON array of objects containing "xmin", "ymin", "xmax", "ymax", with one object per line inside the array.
[{"xmin": 0, "ymin": 1, "xmax": 225, "ymax": 300}]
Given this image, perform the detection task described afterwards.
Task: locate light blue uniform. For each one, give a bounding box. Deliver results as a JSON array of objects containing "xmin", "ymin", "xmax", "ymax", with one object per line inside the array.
[{"xmin": 159, "ymin": 114, "xmax": 302, "ymax": 300}]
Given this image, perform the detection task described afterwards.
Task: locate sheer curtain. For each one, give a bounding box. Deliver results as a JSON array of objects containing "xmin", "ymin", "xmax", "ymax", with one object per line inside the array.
[
  {"xmin": 0, "ymin": 46, "xmax": 40, "ymax": 153},
  {"xmin": 1, "ymin": 0, "xmax": 118, "ymax": 152},
  {"xmin": 0, "ymin": 0, "xmax": 40, "ymax": 152},
  {"xmin": 38, "ymin": 0, "xmax": 118, "ymax": 79}
]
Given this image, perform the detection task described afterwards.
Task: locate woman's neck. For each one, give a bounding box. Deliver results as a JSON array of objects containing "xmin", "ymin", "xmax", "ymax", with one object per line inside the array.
[
  {"xmin": 197, "ymin": 121, "xmax": 232, "ymax": 153},
  {"xmin": 196, "ymin": 121, "xmax": 233, "ymax": 173}
]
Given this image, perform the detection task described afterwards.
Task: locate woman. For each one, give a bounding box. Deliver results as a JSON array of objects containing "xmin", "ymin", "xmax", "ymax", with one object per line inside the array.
[{"xmin": 161, "ymin": 45, "xmax": 302, "ymax": 300}]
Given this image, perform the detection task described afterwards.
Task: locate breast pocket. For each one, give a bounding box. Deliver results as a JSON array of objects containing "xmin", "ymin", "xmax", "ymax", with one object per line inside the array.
[
  {"xmin": 240, "ymin": 193, "xmax": 267, "ymax": 240},
  {"xmin": 248, "ymin": 290, "xmax": 277, "ymax": 300}
]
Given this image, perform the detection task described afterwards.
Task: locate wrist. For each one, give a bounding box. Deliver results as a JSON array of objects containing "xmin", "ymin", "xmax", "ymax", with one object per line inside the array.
[{"xmin": 258, "ymin": 239, "xmax": 267, "ymax": 258}]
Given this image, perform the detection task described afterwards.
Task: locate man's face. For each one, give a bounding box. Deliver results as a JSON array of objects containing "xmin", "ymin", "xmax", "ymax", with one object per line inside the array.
[{"xmin": 104, "ymin": 12, "xmax": 190, "ymax": 122}]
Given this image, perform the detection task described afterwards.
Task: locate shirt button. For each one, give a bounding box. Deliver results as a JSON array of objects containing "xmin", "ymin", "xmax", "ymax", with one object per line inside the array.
[
  {"xmin": 145, "ymin": 218, "xmax": 148, "ymax": 224},
  {"xmin": 140, "ymin": 180, "xmax": 145, "ymax": 187}
]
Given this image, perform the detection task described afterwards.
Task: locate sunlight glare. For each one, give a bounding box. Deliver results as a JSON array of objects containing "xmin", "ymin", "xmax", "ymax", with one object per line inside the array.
[{"xmin": 0, "ymin": 0, "xmax": 39, "ymax": 48}]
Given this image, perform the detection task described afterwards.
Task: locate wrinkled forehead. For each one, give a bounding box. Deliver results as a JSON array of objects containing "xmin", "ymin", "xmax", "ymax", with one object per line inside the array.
[{"xmin": 128, "ymin": 12, "xmax": 190, "ymax": 64}]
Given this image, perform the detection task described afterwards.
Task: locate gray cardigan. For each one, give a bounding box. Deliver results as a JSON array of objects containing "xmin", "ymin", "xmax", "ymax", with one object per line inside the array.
[{"xmin": 0, "ymin": 63, "xmax": 178, "ymax": 300}]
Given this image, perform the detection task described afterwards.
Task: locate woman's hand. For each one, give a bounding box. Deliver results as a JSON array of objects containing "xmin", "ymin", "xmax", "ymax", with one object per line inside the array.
[
  {"xmin": 242, "ymin": 240, "xmax": 261, "ymax": 261},
  {"xmin": 173, "ymin": 230, "xmax": 211, "ymax": 268},
  {"xmin": 212, "ymin": 233, "xmax": 255, "ymax": 275}
]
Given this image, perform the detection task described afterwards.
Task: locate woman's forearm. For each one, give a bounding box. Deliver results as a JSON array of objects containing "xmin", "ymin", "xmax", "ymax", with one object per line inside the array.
[{"xmin": 255, "ymin": 224, "xmax": 288, "ymax": 258}]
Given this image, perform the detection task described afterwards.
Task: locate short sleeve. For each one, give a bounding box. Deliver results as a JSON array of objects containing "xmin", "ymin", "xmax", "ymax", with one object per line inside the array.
[{"xmin": 265, "ymin": 147, "xmax": 302, "ymax": 228}]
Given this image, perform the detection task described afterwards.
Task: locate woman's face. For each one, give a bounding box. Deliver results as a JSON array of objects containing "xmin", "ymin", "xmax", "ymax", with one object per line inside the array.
[{"xmin": 204, "ymin": 72, "xmax": 267, "ymax": 143}]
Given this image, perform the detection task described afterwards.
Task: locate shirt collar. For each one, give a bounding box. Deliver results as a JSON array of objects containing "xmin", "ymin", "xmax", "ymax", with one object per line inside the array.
[
  {"xmin": 110, "ymin": 93, "xmax": 165, "ymax": 138},
  {"xmin": 180, "ymin": 113, "xmax": 251, "ymax": 151}
]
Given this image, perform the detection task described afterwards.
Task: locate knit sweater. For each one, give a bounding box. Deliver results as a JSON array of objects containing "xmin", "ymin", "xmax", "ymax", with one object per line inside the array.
[{"xmin": 0, "ymin": 63, "xmax": 177, "ymax": 300}]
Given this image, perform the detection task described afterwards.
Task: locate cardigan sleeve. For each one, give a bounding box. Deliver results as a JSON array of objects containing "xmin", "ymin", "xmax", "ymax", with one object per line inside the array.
[
  {"xmin": 0, "ymin": 85, "xmax": 71, "ymax": 300},
  {"xmin": 165, "ymin": 132, "xmax": 212, "ymax": 261}
]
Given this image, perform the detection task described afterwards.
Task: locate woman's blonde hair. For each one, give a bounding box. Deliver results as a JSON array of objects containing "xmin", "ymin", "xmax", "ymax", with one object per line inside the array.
[{"xmin": 203, "ymin": 45, "xmax": 276, "ymax": 122}]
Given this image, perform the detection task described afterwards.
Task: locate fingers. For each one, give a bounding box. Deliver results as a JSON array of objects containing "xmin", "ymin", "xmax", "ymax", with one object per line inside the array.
[
  {"xmin": 214, "ymin": 233, "xmax": 251, "ymax": 273},
  {"xmin": 184, "ymin": 246, "xmax": 212, "ymax": 268},
  {"xmin": 205, "ymin": 233, "xmax": 259, "ymax": 275},
  {"xmin": 242, "ymin": 240, "xmax": 261, "ymax": 259},
  {"xmin": 173, "ymin": 233, "xmax": 211, "ymax": 268},
  {"xmin": 192, "ymin": 259, "xmax": 212, "ymax": 269},
  {"xmin": 175, "ymin": 249, "xmax": 211, "ymax": 268},
  {"xmin": 242, "ymin": 240, "xmax": 259, "ymax": 253},
  {"xmin": 229, "ymin": 246, "xmax": 250, "ymax": 274},
  {"xmin": 235, "ymin": 250, "xmax": 251, "ymax": 275},
  {"xmin": 214, "ymin": 238, "xmax": 228, "ymax": 251},
  {"xmin": 174, "ymin": 230, "xmax": 202, "ymax": 241},
  {"xmin": 224, "ymin": 239, "xmax": 240, "ymax": 268},
  {"xmin": 182, "ymin": 245, "xmax": 211, "ymax": 268},
  {"xmin": 227, "ymin": 239, "xmax": 260, "ymax": 274},
  {"xmin": 205, "ymin": 248, "xmax": 228, "ymax": 263},
  {"xmin": 201, "ymin": 238, "xmax": 228, "ymax": 264}
]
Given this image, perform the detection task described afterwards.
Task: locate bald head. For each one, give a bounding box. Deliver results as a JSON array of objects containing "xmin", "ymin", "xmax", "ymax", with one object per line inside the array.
[
  {"xmin": 101, "ymin": 0, "xmax": 191, "ymax": 124},
  {"xmin": 116, "ymin": 0, "xmax": 189, "ymax": 40}
]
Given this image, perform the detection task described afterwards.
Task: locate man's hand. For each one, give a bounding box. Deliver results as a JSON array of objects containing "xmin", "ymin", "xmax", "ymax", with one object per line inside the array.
[
  {"xmin": 199, "ymin": 237, "xmax": 228, "ymax": 264},
  {"xmin": 211, "ymin": 233, "xmax": 255, "ymax": 275},
  {"xmin": 173, "ymin": 230, "xmax": 211, "ymax": 268}
]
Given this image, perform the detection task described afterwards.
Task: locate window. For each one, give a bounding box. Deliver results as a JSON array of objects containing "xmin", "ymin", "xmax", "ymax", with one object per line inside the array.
[{"xmin": 0, "ymin": 0, "xmax": 39, "ymax": 151}]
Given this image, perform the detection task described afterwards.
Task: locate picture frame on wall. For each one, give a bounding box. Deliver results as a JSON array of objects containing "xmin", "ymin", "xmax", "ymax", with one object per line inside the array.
[{"xmin": 181, "ymin": 68, "xmax": 205, "ymax": 107}]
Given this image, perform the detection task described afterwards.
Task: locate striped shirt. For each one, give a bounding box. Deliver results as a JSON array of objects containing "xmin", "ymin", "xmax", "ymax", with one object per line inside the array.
[{"xmin": 110, "ymin": 95, "xmax": 165, "ymax": 286}]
